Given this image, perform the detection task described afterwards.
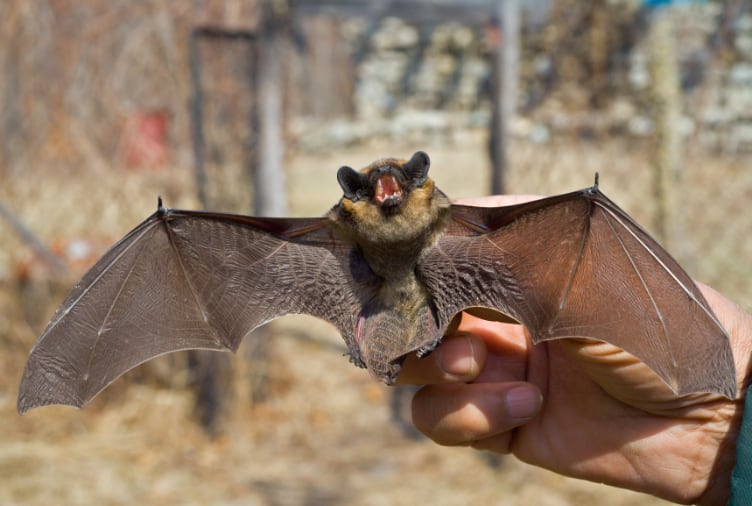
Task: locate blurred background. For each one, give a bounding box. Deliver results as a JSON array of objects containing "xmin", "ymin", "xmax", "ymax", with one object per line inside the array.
[{"xmin": 1, "ymin": 0, "xmax": 750, "ymax": 504}]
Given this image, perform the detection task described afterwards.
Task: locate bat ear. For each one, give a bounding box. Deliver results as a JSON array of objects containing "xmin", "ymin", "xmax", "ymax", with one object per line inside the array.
[
  {"xmin": 403, "ymin": 151, "xmax": 430, "ymax": 187},
  {"xmin": 337, "ymin": 166, "xmax": 370, "ymax": 201}
]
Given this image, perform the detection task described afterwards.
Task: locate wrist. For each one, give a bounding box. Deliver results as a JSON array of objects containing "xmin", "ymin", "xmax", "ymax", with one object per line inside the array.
[
  {"xmin": 694, "ymin": 284, "xmax": 752, "ymax": 505},
  {"xmin": 695, "ymin": 398, "xmax": 746, "ymax": 506},
  {"xmin": 627, "ymin": 404, "xmax": 738, "ymax": 504}
]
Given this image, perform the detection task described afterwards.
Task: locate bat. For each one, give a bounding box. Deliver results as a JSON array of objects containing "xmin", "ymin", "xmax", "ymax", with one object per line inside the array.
[{"xmin": 17, "ymin": 151, "xmax": 736, "ymax": 413}]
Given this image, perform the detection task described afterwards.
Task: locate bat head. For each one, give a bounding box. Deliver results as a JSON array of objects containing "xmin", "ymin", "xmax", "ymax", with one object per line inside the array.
[
  {"xmin": 336, "ymin": 151, "xmax": 430, "ymax": 215},
  {"xmin": 330, "ymin": 151, "xmax": 449, "ymax": 256}
]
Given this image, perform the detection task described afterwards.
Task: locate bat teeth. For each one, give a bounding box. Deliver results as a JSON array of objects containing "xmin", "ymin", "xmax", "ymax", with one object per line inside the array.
[{"xmin": 374, "ymin": 174, "xmax": 403, "ymax": 204}]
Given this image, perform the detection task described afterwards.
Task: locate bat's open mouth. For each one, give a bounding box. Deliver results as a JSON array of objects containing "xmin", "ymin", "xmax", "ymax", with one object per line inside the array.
[{"xmin": 374, "ymin": 173, "xmax": 403, "ymax": 212}]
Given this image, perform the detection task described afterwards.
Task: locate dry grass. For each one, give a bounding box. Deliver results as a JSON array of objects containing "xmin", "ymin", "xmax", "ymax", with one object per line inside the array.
[{"xmin": 2, "ymin": 132, "xmax": 748, "ymax": 505}]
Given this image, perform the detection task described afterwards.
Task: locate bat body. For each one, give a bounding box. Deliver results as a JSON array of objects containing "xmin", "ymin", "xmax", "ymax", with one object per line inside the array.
[{"xmin": 17, "ymin": 152, "xmax": 736, "ymax": 413}]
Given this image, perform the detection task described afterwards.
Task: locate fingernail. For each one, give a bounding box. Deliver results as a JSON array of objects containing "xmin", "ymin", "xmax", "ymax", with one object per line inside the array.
[
  {"xmin": 437, "ymin": 335, "xmax": 477, "ymax": 379},
  {"xmin": 505, "ymin": 385, "xmax": 542, "ymax": 422}
]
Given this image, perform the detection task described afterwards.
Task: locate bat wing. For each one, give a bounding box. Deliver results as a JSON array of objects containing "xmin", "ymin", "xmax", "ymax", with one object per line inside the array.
[
  {"xmin": 18, "ymin": 205, "xmax": 379, "ymax": 413},
  {"xmin": 418, "ymin": 185, "xmax": 736, "ymax": 398}
]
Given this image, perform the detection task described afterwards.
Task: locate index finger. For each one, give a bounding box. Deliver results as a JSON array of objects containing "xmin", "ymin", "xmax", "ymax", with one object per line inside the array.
[{"xmin": 394, "ymin": 333, "xmax": 487, "ymax": 385}]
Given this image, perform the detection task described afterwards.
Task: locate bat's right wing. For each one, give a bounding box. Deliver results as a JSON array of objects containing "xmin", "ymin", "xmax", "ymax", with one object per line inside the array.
[
  {"xmin": 418, "ymin": 186, "xmax": 736, "ymax": 398},
  {"xmin": 18, "ymin": 205, "xmax": 379, "ymax": 413}
]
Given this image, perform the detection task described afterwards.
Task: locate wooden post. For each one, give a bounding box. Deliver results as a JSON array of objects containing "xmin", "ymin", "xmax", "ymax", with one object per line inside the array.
[
  {"xmin": 189, "ymin": 30, "xmax": 208, "ymax": 209},
  {"xmin": 490, "ymin": 0, "xmax": 519, "ymax": 195},
  {"xmin": 189, "ymin": 27, "xmax": 258, "ymax": 212},
  {"xmin": 256, "ymin": 2, "xmax": 287, "ymax": 217},
  {"xmin": 649, "ymin": 9, "xmax": 684, "ymax": 258}
]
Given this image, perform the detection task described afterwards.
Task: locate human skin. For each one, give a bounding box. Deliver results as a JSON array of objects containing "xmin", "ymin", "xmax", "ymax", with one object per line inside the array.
[{"xmin": 396, "ymin": 195, "xmax": 752, "ymax": 505}]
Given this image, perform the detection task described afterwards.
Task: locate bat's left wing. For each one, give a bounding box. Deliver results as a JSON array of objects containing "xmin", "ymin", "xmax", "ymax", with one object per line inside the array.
[
  {"xmin": 417, "ymin": 185, "xmax": 736, "ymax": 398},
  {"xmin": 18, "ymin": 204, "xmax": 379, "ymax": 413}
]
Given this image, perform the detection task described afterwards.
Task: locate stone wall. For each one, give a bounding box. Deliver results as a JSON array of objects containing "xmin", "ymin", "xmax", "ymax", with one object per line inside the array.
[{"xmin": 293, "ymin": 1, "xmax": 752, "ymax": 153}]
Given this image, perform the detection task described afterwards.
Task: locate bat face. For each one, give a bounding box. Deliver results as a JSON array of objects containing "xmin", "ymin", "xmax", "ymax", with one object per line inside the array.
[
  {"xmin": 336, "ymin": 151, "xmax": 430, "ymax": 212},
  {"xmin": 16, "ymin": 151, "xmax": 737, "ymax": 414}
]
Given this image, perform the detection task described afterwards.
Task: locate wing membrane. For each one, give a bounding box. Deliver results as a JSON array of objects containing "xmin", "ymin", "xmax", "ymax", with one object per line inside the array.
[
  {"xmin": 420, "ymin": 188, "xmax": 735, "ymax": 397},
  {"xmin": 18, "ymin": 208, "xmax": 378, "ymax": 413}
]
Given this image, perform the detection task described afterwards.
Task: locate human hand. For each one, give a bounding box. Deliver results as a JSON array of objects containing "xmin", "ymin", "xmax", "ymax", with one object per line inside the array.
[{"xmin": 397, "ymin": 195, "xmax": 752, "ymax": 505}]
